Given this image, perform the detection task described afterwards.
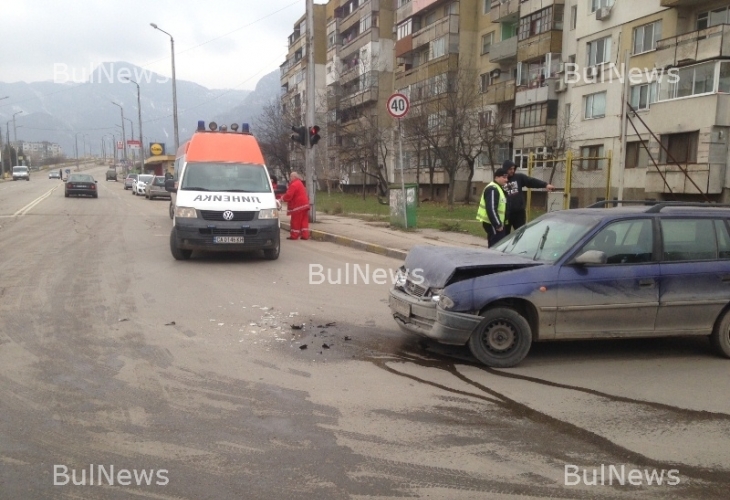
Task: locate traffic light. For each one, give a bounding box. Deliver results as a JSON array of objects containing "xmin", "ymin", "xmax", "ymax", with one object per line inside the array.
[
  {"xmin": 291, "ymin": 126, "xmax": 306, "ymax": 146},
  {"xmin": 309, "ymin": 126, "xmax": 321, "ymax": 148}
]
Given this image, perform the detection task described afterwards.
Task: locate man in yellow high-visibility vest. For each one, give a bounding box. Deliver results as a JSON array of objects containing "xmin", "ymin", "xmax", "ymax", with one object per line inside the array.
[{"xmin": 476, "ymin": 167, "xmax": 510, "ymax": 247}]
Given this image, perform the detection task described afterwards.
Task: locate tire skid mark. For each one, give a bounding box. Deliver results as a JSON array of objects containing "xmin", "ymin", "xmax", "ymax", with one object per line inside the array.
[{"xmin": 369, "ymin": 353, "xmax": 728, "ymax": 488}]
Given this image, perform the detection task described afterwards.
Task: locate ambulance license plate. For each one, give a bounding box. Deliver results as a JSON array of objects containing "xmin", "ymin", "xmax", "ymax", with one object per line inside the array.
[
  {"xmin": 213, "ymin": 236, "xmax": 244, "ymax": 244},
  {"xmin": 389, "ymin": 296, "xmax": 411, "ymax": 317}
]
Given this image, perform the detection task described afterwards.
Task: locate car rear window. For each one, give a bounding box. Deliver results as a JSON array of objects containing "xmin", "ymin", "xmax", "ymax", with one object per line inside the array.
[
  {"xmin": 139, "ymin": 175, "xmax": 154, "ymax": 183},
  {"xmin": 68, "ymin": 175, "xmax": 94, "ymax": 182}
]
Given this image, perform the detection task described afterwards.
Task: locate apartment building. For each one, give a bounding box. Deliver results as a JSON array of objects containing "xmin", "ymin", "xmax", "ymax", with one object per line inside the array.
[
  {"xmin": 281, "ymin": 0, "xmax": 730, "ymax": 204},
  {"xmin": 17, "ymin": 140, "xmax": 63, "ymax": 158},
  {"xmin": 325, "ymin": 0, "xmax": 396, "ymax": 191},
  {"xmin": 280, "ymin": 5, "xmax": 328, "ymax": 174}
]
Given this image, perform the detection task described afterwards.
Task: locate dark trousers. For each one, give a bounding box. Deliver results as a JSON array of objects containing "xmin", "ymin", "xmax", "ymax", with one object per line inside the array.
[
  {"xmin": 505, "ymin": 210, "xmax": 527, "ymax": 235},
  {"xmin": 482, "ymin": 222, "xmax": 506, "ymax": 248}
]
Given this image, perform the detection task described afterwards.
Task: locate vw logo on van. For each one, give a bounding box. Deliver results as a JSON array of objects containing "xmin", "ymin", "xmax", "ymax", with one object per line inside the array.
[{"xmin": 222, "ymin": 210, "xmax": 235, "ymax": 221}]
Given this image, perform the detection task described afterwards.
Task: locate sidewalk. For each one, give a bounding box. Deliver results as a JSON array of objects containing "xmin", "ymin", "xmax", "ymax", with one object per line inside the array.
[{"xmin": 280, "ymin": 212, "xmax": 487, "ymax": 260}]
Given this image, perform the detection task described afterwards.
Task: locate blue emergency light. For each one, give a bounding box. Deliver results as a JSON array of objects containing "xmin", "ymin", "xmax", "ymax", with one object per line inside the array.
[
  {"xmin": 197, "ymin": 120, "xmax": 205, "ymax": 131},
  {"xmin": 241, "ymin": 123, "xmax": 250, "ymax": 134}
]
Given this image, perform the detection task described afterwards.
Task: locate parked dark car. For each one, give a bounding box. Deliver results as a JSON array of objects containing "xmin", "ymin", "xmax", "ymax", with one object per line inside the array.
[
  {"xmin": 389, "ymin": 202, "xmax": 730, "ymax": 368},
  {"xmin": 106, "ymin": 168, "xmax": 118, "ymax": 181},
  {"xmin": 65, "ymin": 173, "xmax": 98, "ymax": 198},
  {"xmin": 124, "ymin": 173, "xmax": 138, "ymax": 190}
]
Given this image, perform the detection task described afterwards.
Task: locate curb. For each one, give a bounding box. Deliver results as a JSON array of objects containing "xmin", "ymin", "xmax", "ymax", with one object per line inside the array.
[{"xmin": 280, "ymin": 221, "xmax": 407, "ymax": 261}]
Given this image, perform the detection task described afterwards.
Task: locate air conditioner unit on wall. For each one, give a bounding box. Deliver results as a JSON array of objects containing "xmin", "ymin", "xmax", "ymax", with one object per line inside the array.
[
  {"xmin": 596, "ymin": 7, "xmax": 612, "ymax": 21},
  {"xmin": 556, "ymin": 79, "xmax": 567, "ymax": 93}
]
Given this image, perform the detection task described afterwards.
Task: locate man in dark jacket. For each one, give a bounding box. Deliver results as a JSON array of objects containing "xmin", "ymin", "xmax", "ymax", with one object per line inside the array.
[
  {"xmin": 476, "ymin": 167, "xmax": 510, "ymax": 247},
  {"xmin": 502, "ymin": 159, "xmax": 555, "ymax": 234}
]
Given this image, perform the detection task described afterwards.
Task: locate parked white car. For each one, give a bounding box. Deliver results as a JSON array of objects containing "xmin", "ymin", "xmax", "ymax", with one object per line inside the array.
[{"xmin": 132, "ymin": 174, "xmax": 154, "ymax": 195}]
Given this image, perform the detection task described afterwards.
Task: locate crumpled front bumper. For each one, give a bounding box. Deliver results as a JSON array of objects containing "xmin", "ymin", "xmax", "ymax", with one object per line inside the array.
[{"xmin": 388, "ymin": 288, "xmax": 483, "ymax": 346}]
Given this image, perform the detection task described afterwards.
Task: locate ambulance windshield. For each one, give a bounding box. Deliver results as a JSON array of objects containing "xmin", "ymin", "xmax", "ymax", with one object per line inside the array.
[{"xmin": 180, "ymin": 162, "xmax": 271, "ymax": 193}]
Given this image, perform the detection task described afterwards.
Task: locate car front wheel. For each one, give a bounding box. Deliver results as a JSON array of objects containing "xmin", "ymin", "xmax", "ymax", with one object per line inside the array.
[
  {"xmin": 262, "ymin": 239, "xmax": 280, "ymax": 260},
  {"xmin": 711, "ymin": 309, "xmax": 730, "ymax": 359},
  {"xmin": 467, "ymin": 307, "xmax": 532, "ymax": 368},
  {"xmin": 170, "ymin": 231, "xmax": 192, "ymax": 260}
]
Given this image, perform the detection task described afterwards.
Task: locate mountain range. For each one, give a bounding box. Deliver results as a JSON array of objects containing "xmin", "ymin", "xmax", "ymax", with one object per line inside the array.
[{"xmin": 0, "ymin": 62, "xmax": 280, "ymax": 160}]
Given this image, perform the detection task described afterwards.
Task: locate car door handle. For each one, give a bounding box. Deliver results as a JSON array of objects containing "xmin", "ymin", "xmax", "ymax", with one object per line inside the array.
[{"xmin": 639, "ymin": 279, "xmax": 655, "ymax": 287}]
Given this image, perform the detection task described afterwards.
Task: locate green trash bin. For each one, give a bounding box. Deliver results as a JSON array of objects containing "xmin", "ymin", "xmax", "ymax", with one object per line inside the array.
[{"xmin": 389, "ymin": 183, "xmax": 417, "ymax": 229}]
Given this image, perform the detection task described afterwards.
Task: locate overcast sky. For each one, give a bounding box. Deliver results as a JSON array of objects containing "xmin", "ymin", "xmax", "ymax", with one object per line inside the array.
[{"xmin": 0, "ymin": 0, "xmax": 324, "ymax": 90}]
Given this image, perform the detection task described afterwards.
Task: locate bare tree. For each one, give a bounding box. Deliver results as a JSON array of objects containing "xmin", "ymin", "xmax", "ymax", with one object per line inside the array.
[
  {"xmin": 477, "ymin": 103, "xmax": 513, "ymax": 185},
  {"xmin": 255, "ymin": 99, "xmax": 297, "ymax": 179},
  {"xmin": 544, "ymin": 107, "xmax": 580, "ymax": 184}
]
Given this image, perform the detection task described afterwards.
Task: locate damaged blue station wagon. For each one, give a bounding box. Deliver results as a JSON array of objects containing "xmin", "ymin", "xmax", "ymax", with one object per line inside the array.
[{"xmin": 389, "ymin": 202, "xmax": 730, "ymax": 368}]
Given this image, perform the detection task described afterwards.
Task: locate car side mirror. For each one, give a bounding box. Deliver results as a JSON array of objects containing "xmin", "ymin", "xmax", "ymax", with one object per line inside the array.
[
  {"xmin": 165, "ymin": 179, "xmax": 177, "ymax": 193},
  {"xmin": 572, "ymin": 250, "xmax": 607, "ymax": 266}
]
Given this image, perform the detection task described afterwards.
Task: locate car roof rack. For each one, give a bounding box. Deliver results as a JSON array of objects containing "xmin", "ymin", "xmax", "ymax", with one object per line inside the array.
[{"xmin": 586, "ymin": 200, "xmax": 730, "ymax": 213}]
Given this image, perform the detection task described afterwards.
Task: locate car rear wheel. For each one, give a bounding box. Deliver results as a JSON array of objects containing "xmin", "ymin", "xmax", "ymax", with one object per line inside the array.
[
  {"xmin": 710, "ymin": 309, "xmax": 730, "ymax": 359},
  {"xmin": 170, "ymin": 231, "xmax": 192, "ymax": 260},
  {"xmin": 64, "ymin": 192, "xmax": 69, "ymax": 198},
  {"xmin": 468, "ymin": 307, "xmax": 532, "ymax": 368}
]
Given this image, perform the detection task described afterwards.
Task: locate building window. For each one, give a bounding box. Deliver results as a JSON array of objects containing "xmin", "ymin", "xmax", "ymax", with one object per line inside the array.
[
  {"xmin": 633, "ymin": 21, "xmax": 662, "ymax": 55},
  {"xmin": 513, "ymin": 147, "xmax": 551, "ymax": 169},
  {"xmin": 483, "ymin": 0, "xmax": 490, "ymax": 15},
  {"xmin": 626, "ymin": 141, "xmax": 649, "ymax": 169},
  {"xmin": 480, "ymin": 72, "xmax": 492, "ymax": 93},
  {"xmin": 570, "ymin": 5, "xmax": 578, "ymax": 30},
  {"xmin": 446, "ymin": 2, "xmax": 458, "ymax": 15},
  {"xmin": 697, "ymin": 6, "xmax": 730, "ymax": 30},
  {"xmin": 397, "ymin": 20, "xmax": 412, "ymax": 40},
  {"xmin": 590, "ymin": 0, "xmax": 615, "ymax": 14},
  {"xmin": 479, "ymin": 110, "xmax": 493, "ymax": 129},
  {"xmin": 587, "ymin": 36, "xmax": 612, "ymax": 66},
  {"xmin": 660, "ymin": 61, "xmax": 716, "ymax": 100},
  {"xmin": 431, "ymin": 36, "xmax": 447, "ymax": 59},
  {"xmin": 518, "ymin": 6, "xmax": 563, "ymax": 41},
  {"xmin": 580, "ymin": 145, "xmax": 605, "ymax": 170},
  {"xmin": 514, "ymin": 102, "xmax": 558, "ymax": 129},
  {"xmin": 584, "ymin": 92, "xmax": 607, "ymax": 119},
  {"xmin": 630, "ymin": 82, "xmax": 657, "ymax": 110},
  {"xmin": 481, "ymin": 32, "xmax": 494, "ymax": 54},
  {"xmin": 360, "ymin": 14, "xmax": 372, "ymax": 32},
  {"xmin": 660, "ymin": 132, "xmax": 699, "ymax": 164}
]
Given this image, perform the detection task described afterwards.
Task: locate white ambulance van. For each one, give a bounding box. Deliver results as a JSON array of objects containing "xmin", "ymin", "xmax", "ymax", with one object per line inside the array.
[{"xmin": 166, "ymin": 121, "xmax": 280, "ymax": 260}]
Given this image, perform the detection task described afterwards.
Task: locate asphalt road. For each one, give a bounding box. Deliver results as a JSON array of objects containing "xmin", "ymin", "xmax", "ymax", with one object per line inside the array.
[{"xmin": 0, "ymin": 166, "xmax": 728, "ymax": 499}]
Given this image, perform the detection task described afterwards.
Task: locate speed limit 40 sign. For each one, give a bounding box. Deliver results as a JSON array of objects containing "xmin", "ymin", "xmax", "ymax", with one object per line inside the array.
[{"xmin": 387, "ymin": 93, "xmax": 409, "ymax": 119}]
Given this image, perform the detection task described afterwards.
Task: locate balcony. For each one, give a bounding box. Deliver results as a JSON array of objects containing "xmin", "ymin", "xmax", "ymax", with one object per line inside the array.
[
  {"xmin": 646, "ymin": 164, "xmax": 726, "ymax": 194},
  {"xmin": 518, "ymin": 31, "xmax": 563, "ymax": 61},
  {"xmin": 484, "ymin": 79, "xmax": 515, "ymax": 104},
  {"xmin": 660, "ymin": 0, "xmax": 702, "ymax": 6},
  {"xmin": 490, "ymin": 0, "xmax": 519, "ymax": 22},
  {"xmin": 515, "ymin": 78, "xmax": 560, "ymax": 106},
  {"xmin": 655, "ymin": 24, "xmax": 730, "ymax": 68},
  {"xmin": 489, "ymin": 36, "xmax": 518, "ymax": 62},
  {"xmin": 412, "ymin": 14, "xmax": 459, "ymax": 52}
]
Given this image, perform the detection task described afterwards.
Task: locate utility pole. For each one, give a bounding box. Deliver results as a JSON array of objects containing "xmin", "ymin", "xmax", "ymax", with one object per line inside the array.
[
  {"xmin": 617, "ymin": 50, "xmax": 631, "ymax": 203},
  {"xmin": 305, "ymin": 0, "xmax": 316, "ymax": 222},
  {"xmin": 124, "ymin": 77, "xmax": 146, "ymax": 164},
  {"xmin": 112, "ymin": 102, "xmax": 128, "ymax": 175}
]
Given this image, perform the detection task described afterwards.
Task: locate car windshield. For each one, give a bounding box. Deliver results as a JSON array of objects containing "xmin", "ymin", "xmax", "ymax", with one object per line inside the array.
[
  {"xmin": 68, "ymin": 174, "xmax": 94, "ymax": 182},
  {"xmin": 180, "ymin": 162, "xmax": 271, "ymax": 193},
  {"xmin": 127, "ymin": 174, "xmax": 138, "ymax": 180},
  {"xmin": 138, "ymin": 175, "xmax": 153, "ymax": 183},
  {"xmin": 491, "ymin": 212, "xmax": 602, "ymax": 263},
  {"xmin": 13, "ymin": 167, "xmax": 28, "ymax": 172}
]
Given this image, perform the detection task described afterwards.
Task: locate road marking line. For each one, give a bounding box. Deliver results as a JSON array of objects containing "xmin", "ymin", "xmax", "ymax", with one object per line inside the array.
[{"xmin": 13, "ymin": 186, "xmax": 60, "ymax": 216}]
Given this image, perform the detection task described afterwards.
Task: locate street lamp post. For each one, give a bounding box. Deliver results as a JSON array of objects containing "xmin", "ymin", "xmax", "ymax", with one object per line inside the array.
[
  {"xmin": 150, "ymin": 23, "xmax": 179, "ymax": 151},
  {"xmin": 12, "ymin": 111, "xmax": 22, "ymax": 145},
  {"xmin": 111, "ymin": 102, "xmax": 128, "ymax": 175},
  {"xmin": 123, "ymin": 77, "xmax": 145, "ymax": 165},
  {"xmin": 124, "ymin": 117, "xmax": 136, "ymax": 170}
]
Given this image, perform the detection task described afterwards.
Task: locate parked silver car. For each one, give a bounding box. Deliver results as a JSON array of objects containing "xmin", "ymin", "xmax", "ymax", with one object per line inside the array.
[{"xmin": 144, "ymin": 176, "xmax": 171, "ymax": 200}]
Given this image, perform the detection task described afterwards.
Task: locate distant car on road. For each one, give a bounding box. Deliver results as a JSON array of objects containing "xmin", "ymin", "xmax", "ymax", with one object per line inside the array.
[
  {"xmin": 65, "ymin": 173, "xmax": 98, "ymax": 198},
  {"xmin": 12, "ymin": 166, "xmax": 30, "ymax": 181},
  {"xmin": 124, "ymin": 173, "xmax": 138, "ymax": 190},
  {"xmin": 145, "ymin": 176, "xmax": 171, "ymax": 200},
  {"xmin": 49, "ymin": 170, "xmax": 61, "ymax": 179},
  {"xmin": 105, "ymin": 168, "xmax": 118, "ymax": 181},
  {"xmin": 132, "ymin": 174, "xmax": 154, "ymax": 196}
]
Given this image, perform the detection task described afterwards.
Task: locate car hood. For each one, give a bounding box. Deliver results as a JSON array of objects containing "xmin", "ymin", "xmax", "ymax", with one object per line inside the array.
[{"xmin": 404, "ymin": 245, "xmax": 544, "ymax": 288}]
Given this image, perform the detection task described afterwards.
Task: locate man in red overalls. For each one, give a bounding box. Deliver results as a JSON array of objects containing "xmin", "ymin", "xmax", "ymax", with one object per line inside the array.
[{"xmin": 281, "ymin": 172, "xmax": 310, "ymax": 240}]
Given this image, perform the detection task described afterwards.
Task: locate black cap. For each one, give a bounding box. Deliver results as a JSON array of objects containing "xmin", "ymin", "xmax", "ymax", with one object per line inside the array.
[
  {"xmin": 494, "ymin": 167, "xmax": 509, "ymax": 178},
  {"xmin": 502, "ymin": 160, "xmax": 516, "ymax": 169}
]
